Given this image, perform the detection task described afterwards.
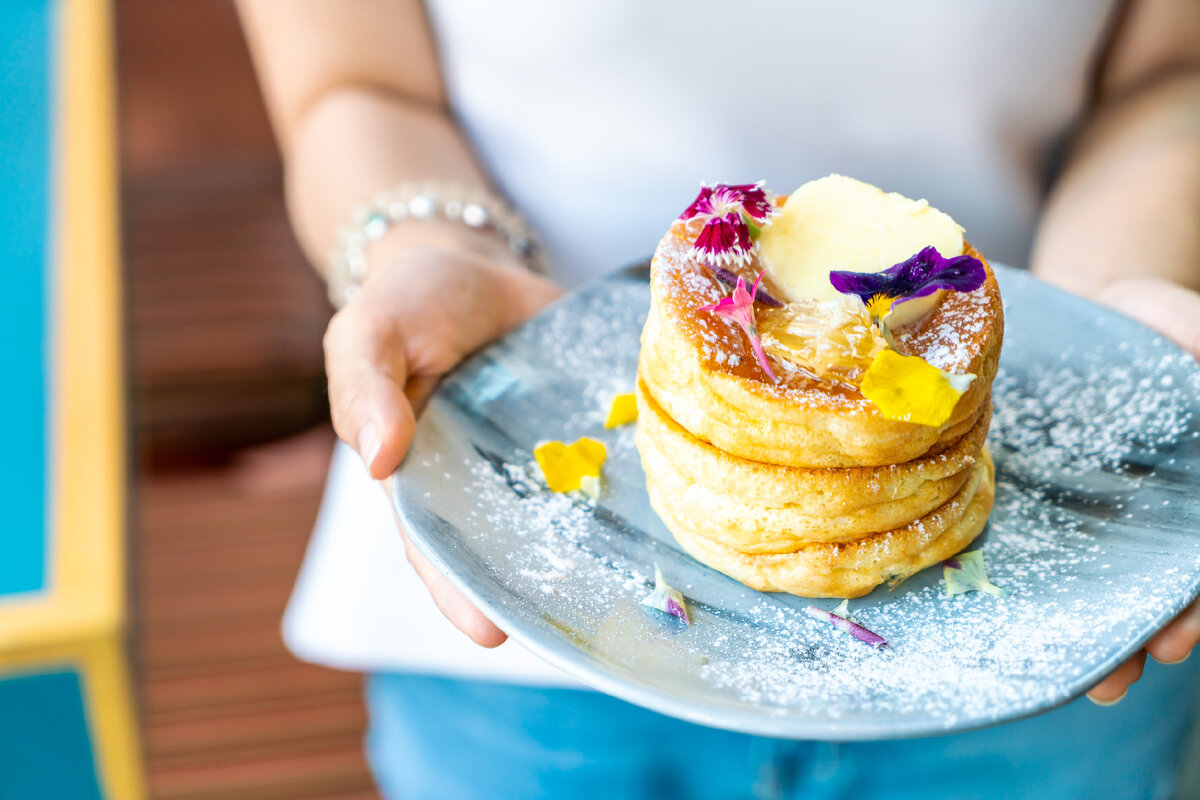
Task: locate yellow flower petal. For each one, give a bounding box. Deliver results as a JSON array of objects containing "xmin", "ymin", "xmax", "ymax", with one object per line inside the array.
[
  {"xmin": 534, "ymin": 437, "xmax": 607, "ymax": 493},
  {"xmin": 604, "ymin": 393, "xmax": 639, "ymax": 428},
  {"xmin": 860, "ymin": 350, "xmax": 975, "ymax": 427}
]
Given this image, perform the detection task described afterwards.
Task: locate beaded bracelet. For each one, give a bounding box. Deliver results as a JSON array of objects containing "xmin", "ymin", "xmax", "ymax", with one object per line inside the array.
[{"xmin": 326, "ymin": 181, "xmax": 549, "ymax": 308}]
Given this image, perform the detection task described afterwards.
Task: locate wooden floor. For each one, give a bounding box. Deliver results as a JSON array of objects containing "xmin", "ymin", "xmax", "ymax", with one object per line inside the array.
[
  {"xmin": 134, "ymin": 431, "xmax": 380, "ymax": 800},
  {"xmin": 119, "ymin": 1, "xmax": 382, "ymax": 797}
]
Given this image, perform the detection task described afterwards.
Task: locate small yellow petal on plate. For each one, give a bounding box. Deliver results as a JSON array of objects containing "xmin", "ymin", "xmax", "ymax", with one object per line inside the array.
[
  {"xmin": 604, "ymin": 393, "xmax": 639, "ymax": 428},
  {"xmin": 534, "ymin": 437, "xmax": 607, "ymax": 493},
  {"xmin": 860, "ymin": 349, "xmax": 974, "ymax": 427}
]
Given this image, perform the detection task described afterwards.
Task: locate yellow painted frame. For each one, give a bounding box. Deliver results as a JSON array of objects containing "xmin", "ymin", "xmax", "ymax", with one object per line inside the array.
[
  {"xmin": 0, "ymin": 0, "xmax": 123, "ymax": 656},
  {"xmin": 0, "ymin": 0, "xmax": 144, "ymax": 797}
]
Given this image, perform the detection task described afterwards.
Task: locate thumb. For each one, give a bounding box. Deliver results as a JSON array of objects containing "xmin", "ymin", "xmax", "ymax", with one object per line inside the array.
[
  {"xmin": 1095, "ymin": 277, "xmax": 1200, "ymax": 361},
  {"xmin": 324, "ymin": 306, "xmax": 418, "ymax": 480},
  {"xmin": 343, "ymin": 371, "xmax": 417, "ymax": 479}
]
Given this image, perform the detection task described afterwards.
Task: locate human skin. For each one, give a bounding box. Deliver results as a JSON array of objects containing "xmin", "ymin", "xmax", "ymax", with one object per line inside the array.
[{"xmin": 238, "ymin": 0, "xmax": 1200, "ymax": 698}]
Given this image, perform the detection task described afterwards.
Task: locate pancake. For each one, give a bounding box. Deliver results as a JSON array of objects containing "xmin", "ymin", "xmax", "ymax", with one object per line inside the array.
[
  {"xmin": 635, "ymin": 177, "xmax": 1004, "ymax": 598},
  {"xmin": 636, "ymin": 373, "xmax": 989, "ymax": 514},
  {"xmin": 641, "ymin": 226, "xmax": 1003, "ymax": 468},
  {"xmin": 661, "ymin": 449, "xmax": 995, "ymax": 598},
  {"xmin": 635, "ymin": 374, "xmax": 989, "ymax": 551},
  {"xmin": 633, "ymin": 371, "xmax": 988, "ymax": 551}
]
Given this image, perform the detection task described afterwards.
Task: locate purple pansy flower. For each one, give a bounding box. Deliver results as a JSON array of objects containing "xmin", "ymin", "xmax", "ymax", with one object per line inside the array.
[
  {"xmin": 698, "ymin": 271, "xmax": 778, "ymax": 382},
  {"xmin": 828, "ymin": 246, "xmax": 986, "ymax": 321},
  {"xmin": 679, "ymin": 182, "xmax": 778, "ymax": 267}
]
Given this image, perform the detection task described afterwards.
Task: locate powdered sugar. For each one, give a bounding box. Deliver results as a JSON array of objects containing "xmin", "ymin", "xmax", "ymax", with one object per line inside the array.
[
  {"xmin": 899, "ymin": 288, "xmax": 994, "ymax": 373},
  {"xmin": 395, "ymin": 266, "xmax": 1200, "ymax": 738}
]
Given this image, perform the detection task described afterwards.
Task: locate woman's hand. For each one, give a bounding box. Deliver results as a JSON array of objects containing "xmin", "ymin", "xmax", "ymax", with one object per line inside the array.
[
  {"xmin": 1086, "ymin": 277, "xmax": 1200, "ymax": 704},
  {"xmin": 324, "ymin": 225, "xmax": 561, "ymax": 647}
]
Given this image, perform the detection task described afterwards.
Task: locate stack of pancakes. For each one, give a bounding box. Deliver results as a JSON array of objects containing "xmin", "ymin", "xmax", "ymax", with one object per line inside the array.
[{"xmin": 636, "ymin": 224, "xmax": 1003, "ymax": 598}]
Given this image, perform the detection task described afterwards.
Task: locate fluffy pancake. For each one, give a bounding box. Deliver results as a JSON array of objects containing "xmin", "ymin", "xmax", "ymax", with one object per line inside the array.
[
  {"xmin": 641, "ymin": 225, "xmax": 1003, "ymax": 468},
  {"xmin": 635, "ymin": 374, "xmax": 989, "ymax": 551},
  {"xmin": 635, "ymin": 179, "xmax": 1003, "ymax": 598},
  {"xmin": 660, "ymin": 449, "xmax": 995, "ymax": 598}
]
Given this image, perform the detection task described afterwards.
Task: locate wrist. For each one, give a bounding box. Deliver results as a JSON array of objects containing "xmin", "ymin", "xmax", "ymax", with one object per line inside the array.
[
  {"xmin": 327, "ymin": 181, "xmax": 547, "ymax": 308},
  {"xmin": 364, "ymin": 219, "xmax": 525, "ymax": 275}
]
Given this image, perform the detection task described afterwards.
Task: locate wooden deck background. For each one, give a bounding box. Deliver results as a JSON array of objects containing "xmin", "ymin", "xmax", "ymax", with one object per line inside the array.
[{"xmin": 119, "ymin": 1, "xmax": 380, "ymax": 796}]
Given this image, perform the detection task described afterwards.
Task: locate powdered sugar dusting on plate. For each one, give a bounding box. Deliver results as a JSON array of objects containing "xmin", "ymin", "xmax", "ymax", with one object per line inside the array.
[{"xmin": 395, "ymin": 266, "xmax": 1200, "ymax": 738}]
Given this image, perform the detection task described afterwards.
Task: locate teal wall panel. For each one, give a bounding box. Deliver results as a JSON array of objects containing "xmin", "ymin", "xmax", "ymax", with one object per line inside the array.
[
  {"xmin": 0, "ymin": 670, "xmax": 103, "ymax": 800},
  {"xmin": 0, "ymin": 0, "xmax": 51, "ymax": 598}
]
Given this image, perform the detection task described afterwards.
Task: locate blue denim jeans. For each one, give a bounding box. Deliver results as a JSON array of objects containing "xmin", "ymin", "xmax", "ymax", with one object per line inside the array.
[{"xmin": 366, "ymin": 658, "xmax": 1198, "ymax": 800}]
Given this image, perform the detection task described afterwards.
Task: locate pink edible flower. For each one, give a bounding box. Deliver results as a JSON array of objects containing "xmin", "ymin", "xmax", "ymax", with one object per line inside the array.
[
  {"xmin": 698, "ymin": 271, "xmax": 778, "ymax": 382},
  {"xmin": 679, "ymin": 182, "xmax": 777, "ymax": 267},
  {"xmin": 805, "ymin": 604, "xmax": 888, "ymax": 649},
  {"xmin": 641, "ymin": 564, "xmax": 690, "ymax": 625}
]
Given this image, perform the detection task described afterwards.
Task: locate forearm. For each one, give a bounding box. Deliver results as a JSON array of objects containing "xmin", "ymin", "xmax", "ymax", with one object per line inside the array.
[
  {"xmin": 1031, "ymin": 71, "xmax": 1200, "ymax": 297},
  {"xmin": 235, "ymin": 0, "xmax": 495, "ymax": 279},
  {"xmin": 285, "ymin": 86, "xmax": 503, "ymax": 279}
]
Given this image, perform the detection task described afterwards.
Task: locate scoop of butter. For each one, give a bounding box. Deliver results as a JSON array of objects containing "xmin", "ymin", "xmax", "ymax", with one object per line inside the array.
[{"xmin": 758, "ymin": 175, "xmax": 964, "ymax": 327}]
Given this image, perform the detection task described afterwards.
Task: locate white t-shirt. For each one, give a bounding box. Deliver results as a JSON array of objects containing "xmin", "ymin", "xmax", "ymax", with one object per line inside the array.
[{"xmin": 283, "ymin": 0, "xmax": 1116, "ymax": 680}]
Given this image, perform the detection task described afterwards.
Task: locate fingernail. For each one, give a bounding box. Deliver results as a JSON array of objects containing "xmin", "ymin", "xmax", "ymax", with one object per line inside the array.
[
  {"xmin": 1087, "ymin": 688, "xmax": 1128, "ymax": 707},
  {"xmin": 1152, "ymin": 649, "xmax": 1192, "ymax": 666},
  {"xmin": 358, "ymin": 421, "xmax": 382, "ymax": 475}
]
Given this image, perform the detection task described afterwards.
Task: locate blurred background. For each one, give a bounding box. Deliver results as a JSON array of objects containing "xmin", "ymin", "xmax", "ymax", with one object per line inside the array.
[
  {"xmin": 8, "ymin": 0, "xmax": 378, "ymax": 793},
  {"xmin": 121, "ymin": 1, "xmax": 377, "ymax": 797}
]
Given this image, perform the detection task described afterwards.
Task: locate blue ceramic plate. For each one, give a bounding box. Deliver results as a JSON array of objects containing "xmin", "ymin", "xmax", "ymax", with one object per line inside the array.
[{"xmin": 391, "ymin": 263, "xmax": 1200, "ymax": 740}]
